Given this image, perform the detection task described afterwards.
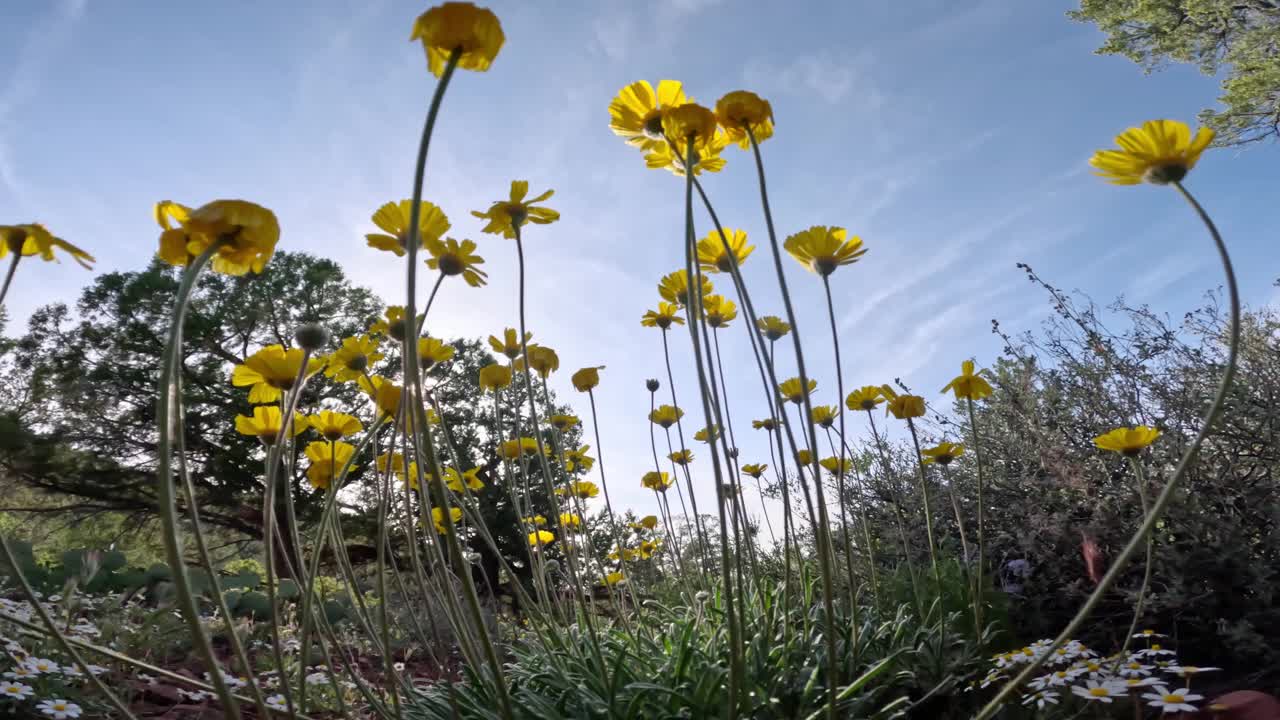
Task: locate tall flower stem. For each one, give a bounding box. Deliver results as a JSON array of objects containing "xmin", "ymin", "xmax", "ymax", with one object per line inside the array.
[
  {"xmin": 647, "ymin": 388, "xmax": 688, "ymax": 579},
  {"xmin": 965, "ymin": 397, "xmax": 988, "ymax": 638},
  {"xmin": 681, "ymin": 137, "xmax": 742, "ymax": 718},
  {"xmin": 976, "ymin": 180, "xmax": 1240, "ymax": 719},
  {"xmin": 660, "ymin": 327, "xmax": 712, "ymax": 568},
  {"xmin": 904, "ymin": 418, "xmax": 942, "ymax": 588},
  {"xmin": 866, "ymin": 410, "xmax": 924, "ymax": 618},
  {"xmin": 586, "ymin": 387, "xmax": 645, "ymax": 623},
  {"xmin": 746, "ymin": 127, "xmax": 839, "ymax": 719},
  {"xmin": 1117, "ymin": 457, "xmax": 1155, "ymax": 661},
  {"xmin": 0, "ymin": 253, "xmax": 19, "ymax": 313}
]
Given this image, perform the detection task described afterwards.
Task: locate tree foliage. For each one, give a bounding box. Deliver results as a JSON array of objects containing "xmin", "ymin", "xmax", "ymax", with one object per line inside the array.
[{"xmin": 1070, "ymin": 0, "xmax": 1280, "ymax": 145}]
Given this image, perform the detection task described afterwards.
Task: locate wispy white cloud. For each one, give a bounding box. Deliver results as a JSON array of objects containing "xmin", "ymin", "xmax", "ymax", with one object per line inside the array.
[{"xmin": 743, "ymin": 51, "xmax": 880, "ymax": 106}]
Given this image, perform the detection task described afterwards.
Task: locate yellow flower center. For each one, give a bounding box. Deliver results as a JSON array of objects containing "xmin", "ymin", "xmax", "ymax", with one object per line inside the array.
[
  {"xmin": 1162, "ymin": 694, "xmax": 1181, "ymax": 703},
  {"xmin": 1088, "ymin": 687, "xmax": 1110, "ymax": 697}
]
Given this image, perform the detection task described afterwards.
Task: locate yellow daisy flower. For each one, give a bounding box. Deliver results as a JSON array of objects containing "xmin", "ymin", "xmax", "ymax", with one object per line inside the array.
[
  {"xmin": 325, "ymin": 335, "xmax": 384, "ymax": 383},
  {"xmin": 478, "ymin": 363, "xmax": 512, "ymax": 392},
  {"xmin": 182, "ymin": 200, "xmax": 280, "ymax": 276},
  {"xmin": 359, "ymin": 375, "xmax": 403, "ymax": 419},
  {"xmin": 715, "ymin": 90, "xmax": 775, "ymax": 149},
  {"xmin": 433, "ymin": 506, "xmax": 464, "ymax": 534},
  {"xmin": 564, "ymin": 445, "xmax": 594, "ymax": 473},
  {"xmin": 784, "ymin": 225, "xmax": 867, "ymax": 277},
  {"xmin": 471, "ymin": 181, "xmax": 559, "ymax": 239},
  {"xmin": 846, "ymin": 386, "xmax": 884, "ymax": 411},
  {"xmin": 641, "ymin": 302, "xmax": 686, "ymax": 329},
  {"xmin": 880, "ymin": 385, "xmax": 925, "ymax": 420},
  {"xmin": 921, "ymin": 442, "xmax": 965, "ymax": 466},
  {"xmin": 820, "ymin": 456, "xmax": 851, "ymax": 476},
  {"xmin": 657, "ymin": 269, "xmax": 711, "ymax": 307},
  {"xmin": 648, "ymin": 404, "xmax": 683, "ymax": 428},
  {"xmin": 488, "ymin": 327, "xmax": 530, "ymax": 359},
  {"xmin": 1, "ymin": 223, "xmax": 94, "ymax": 270},
  {"xmin": 668, "ymin": 449, "xmax": 694, "ymax": 466},
  {"xmin": 603, "ymin": 571, "xmax": 627, "ymax": 586},
  {"xmin": 366, "ymin": 200, "xmax": 450, "ymax": 257},
  {"xmin": 444, "ymin": 467, "xmax": 485, "ymax": 492},
  {"xmin": 778, "ymin": 377, "xmax": 816, "ymax": 404},
  {"xmin": 559, "ymin": 512, "xmax": 582, "ymax": 529},
  {"xmin": 693, "ymin": 426, "xmax": 719, "ymax": 443},
  {"xmin": 641, "ymin": 471, "xmax": 672, "ymax": 492},
  {"xmin": 235, "ymin": 406, "xmax": 308, "ymax": 445},
  {"xmin": 516, "ymin": 344, "xmax": 559, "ymax": 378},
  {"xmin": 1093, "ymin": 426, "xmax": 1161, "ymax": 455},
  {"xmin": 231, "ymin": 345, "xmax": 325, "ymax": 403},
  {"xmin": 304, "ymin": 440, "xmax": 357, "ymax": 490},
  {"xmin": 570, "ymin": 366, "xmax": 603, "ymax": 392},
  {"xmin": 410, "ymin": 2, "xmax": 504, "ymax": 78},
  {"xmin": 740, "ymin": 463, "xmax": 767, "ymax": 478},
  {"xmin": 558, "ymin": 480, "xmax": 599, "ymax": 499},
  {"xmin": 608, "ymin": 79, "xmax": 692, "ymax": 153},
  {"xmin": 751, "ymin": 417, "xmax": 777, "ymax": 431},
  {"xmin": 425, "ymin": 236, "xmax": 487, "ymax": 287},
  {"xmin": 756, "ymin": 315, "xmax": 791, "ymax": 341},
  {"xmin": 1089, "ymin": 119, "xmax": 1214, "ymax": 185},
  {"xmin": 794, "ymin": 449, "xmax": 813, "ymax": 466},
  {"xmin": 499, "ymin": 437, "xmax": 545, "ymax": 460},
  {"xmin": 417, "ymin": 336, "xmax": 455, "ymax": 369},
  {"xmin": 942, "ymin": 360, "xmax": 994, "ymax": 401},
  {"xmin": 696, "ymin": 228, "xmax": 754, "ymax": 273},
  {"xmin": 810, "ymin": 405, "xmax": 838, "ymax": 428},
  {"xmin": 528, "ymin": 529, "xmax": 555, "ymax": 547},
  {"xmin": 644, "ymin": 129, "xmax": 729, "ymax": 177},
  {"xmin": 548, "ymin": 414, "xmax": 580, "ymax": 431},
  {"xmin": 308, "ymin": 410, "xmax": 363, "ymax": 441},
  {"xmin": 702, "ymin": 294, "xmax": 737, "ymax": 328},
  {"xmin": 631, "ymin": 515, "xmax": 659, "ymax": 530}
]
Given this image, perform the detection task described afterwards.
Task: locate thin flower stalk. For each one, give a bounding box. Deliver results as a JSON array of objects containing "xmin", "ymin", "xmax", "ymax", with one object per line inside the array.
[
  {"xmin": 865, "ymin": 409, "xmax": 925, "ymax": 618},
  {"xmin": 965, "ymin": 397, "xmax": 989, "ymax": 636},
  {"xmin": 659, "ymin": 326, "xmax": 713, "ymax": 568},
  {"xmin": 647, "ymin": 388, "xmax": 691, "ymax": 581},
  {"xmin": 0, "ymin": 253, "xmax": 18, "ymax": 311},
  {"xmin": 904, "ymin": 417, "xmax": 943, "ymax": 590},
  {"xmin": 585, "ymin": 386, "xmax": 646, "ymax": 626},
  {"xmin": 1117, "ymin": 457, "xmax": 1155, "ymax": 663},
  {"xmin": 976, "ymin": 179, "xmax": 1240, "ymax": 719}
]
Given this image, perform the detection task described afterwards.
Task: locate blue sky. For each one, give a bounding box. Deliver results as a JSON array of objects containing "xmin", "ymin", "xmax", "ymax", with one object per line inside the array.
[{"xmin": 2, "ymin": 0, "xmax": 1276, "ymax": 526}]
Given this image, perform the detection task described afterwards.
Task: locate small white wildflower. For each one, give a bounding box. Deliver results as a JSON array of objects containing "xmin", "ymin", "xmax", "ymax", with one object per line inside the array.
[
  {"xmin": 1071, "ymin": 680, "xmax": 1126, "ymax": 703},
  {"xmin": 1021, "ymin": 690, "xmax": 1059, "ymax": 709},
  {"xmin": 1, "ymin": 681, "xmax": 34, "ymax": 699},
  {"xmin": 1165, "ymin": 665, "xmax": 1221, "ymax": 678},
  {"xmin": 265, "ymin": 693, "xmax": 289, "ymax": 710},
  {"xmin": 305, "ymin": 672, "xmax": 329, "ymax": 685},
  {"xmin": 1133, "ymin": 629, "xmax": 1166, "ymax": 639},
  {"xmin": 1143, "ymin": 688, "xmax": 1203, "ymax": 714},
  {"xmin": 179, "ymin": 688, "xmax": 214, "ymax": 702},
  {"xmin": 36, "ymin": 699, "xmax": 83, "ymax": 719}
]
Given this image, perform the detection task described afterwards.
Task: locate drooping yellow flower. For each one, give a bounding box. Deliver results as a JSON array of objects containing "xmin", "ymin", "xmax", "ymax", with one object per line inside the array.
[
  {"xmin": 153, "ymin": 201, "xmax": 194, "ymax": 267},
  {"xmin": 641, "ymin": 302, "xmax": 687, "ymax": 329},
  {"xmin": 444, "ymin": 466, "xmax": 485, "ymax": 492},
  {"xmin": 487, "ymin": 327, "xmax": 530, "ymax": 359},
  {"xmin": 714, "ymin": 90, "xmax": 775, "ymax": 149},
  {"xmin": 308, "ymin": 410, "xmax": 363, "ymax": 441},
  {"xmin": 696, "ymin": 228, "xmax": 754, "ymax": 274},
  {"xmin": 564, "ymin": 445, "xmax": 594, "ymax": 473},
  {"xmin": 637, "ymin": 538, "xmax": 662, "ymax": 559},
  {"xmin": 608, "ymin": 79, "xmax": 692, "ymax": 153},
  {"xmin": 846, "ymin": 386, "xmax": 884, "ymax": 412},
  {"xmin": 571, "ymin": 366, "xmax": 603, "ymax": 392},
  {"xmin": 881, "ymin": 385, "xmax": 926, "ymax": 420},
  {"xmin": 778, "ymin": 377, "xmax": 816, "ymax": 404},
  {"xmin": 649, "ymin": 404, "xmax": 683, "ymax": 428},
  {"xmin": 1, "ymin": 223, "xmax": 95, "ymax": 269},
  {"xmin": 304, "ymin": 440, "xmax": 357, "ymax": 490},
  {"xmin": 756, "ymin": 315, "xmax": 791, "ymax": 341},
  {"xmin": 325, "ymin": 335, "xmax": 384, "ymax": 383},
  {"xmin": 658, "ymin": 269, "xmax": 711, "ymax": 307},
  {"xmin": 471, "ymin": 181, "xmax": 559, "ymax": 239},
  {"xmin": 603, "ymin": 571, "xmax": 627, "ymax": 586},
  {"xmin": 668, "ymin": 449, "xmax": 694, "ymax": 466},
  {"xmin": 559, "ymin": 512, "xmax": 582, "ymax": 530},
  {"xmin": 942, "ymin": 360, "xmax": 994, "ymax": 401},
  {"xmin": 433, "ymin": 506, "xmax": 464, "ymax": 534},
  {"xmin": 631, "ymin": 515, "xmax": 659, "ymax": 531},
  {"xmin": 784, "ymin": 225, "xmax": 867, "ymax": 277},
  {"xmin": 820, "ymin": 456, "xmax": 851, "ymax": 476},
  {"xmin": 478, "ymin": 363, "xmax": 512, "ymax": 392},
  {"xmin": 1089, "ymin": 119, "xmax": 1214, "ymax": 185},
  {"xmin": 810, "ymin": 405, "xmax": 838, "ymax": 428},
  {"xmin": 231, "ymin": 345, "xmax": 325, "ymax": 403},
  {"xmin": 751, "ymin": 417, "xmax": 777, "ymax": 431},
  {"xmin": 740, "ymin": 463, "xmax": 767, "ymax": 478},
  {"xmin": 1093, "ymin": 426, "xmax": 1161, "ymax": 455},
  {"xmin": 410, "ymin": 2, "xmax": 504, "ymax": 77},
  {"xmin": 548, "ymin": 414, "xmax": 580, "ymax": 431},
  {"xmin": 499, "ymin": 437, "xmax": 545, "ymax": 460},
  {"xmin": 515, "ymin": 344, "xmax": 559, "ymax": 378},
  {"xmin": 235, "ymin": 406, "xmax": 308, "ymax": 445},
  {"xmin": 528, "ymin": 529, "xmax": 555, "ymax": 547},
  {"xmin": 921, "ymin": 442, "xmax": 965, "ymax": 466},
  {"xmin": 694, "ymin": 425, "xmax": 721, "ymax": 443},
  {"xmin": 425, "ymin": 237, "xmax": 487, "ymax": 287},
  {"xmin": 702, "ymin": 295, "xmax": 737, "ymax": 328},
  {"xmin": 644, "ymin": 130, "xmax": 729, "ymax": 177},
  {"xmin": 522, "ymin": 514, "xmax": 547, "ymax": 527},
  {"xmin": 662, "ymin": 103, "xmax": 718, "ymax": 151},
  {"xmin": 359, "ymin": 375, "xmax": 403, "ymax": 419},
  {"xmin": 794, "ymin": 449, "xmax": 813, "ymax": 466},
  {"xmin": 168, "ymin": 200, "xmax": 279, "ymax": 276},
  {"xmin": 417, "ymin": 336, "xmax": 455, "ymax": 369},
  {"xmin": 366, "ymin": 200, "xmax": 450, "ymax": 257},
  {"xmin": 641, "ymin": 471, "xmax": 672, "ymax": 492},
  {"xmin": 558, "ymin": 480, "xmax": 599, "ymax": 499}
]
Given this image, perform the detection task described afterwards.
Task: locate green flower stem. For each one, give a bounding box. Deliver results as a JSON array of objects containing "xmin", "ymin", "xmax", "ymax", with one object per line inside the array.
[
  {"xmin": 866, "ymin": 410, "xmax": 925, "ymax": 618},
  {"xmin": 660, "ymin": 327, "xmax": 712, "ymax": 570},
  {"xmin": 661, "ymin": 426, "xmax": 697, "ymax": 565},
  {"xmin": 647, "ymin": 389, "xmax": 692, "ymax": 583},
  {"xmin": 155, "ymin": 244, "xmax": 241, "ymax": 717},
  {"xmin": 938, "ymin": 463, "xmax": 973, "ymax": 592},
  {"xmin": 965, "ymin": 397, "xmax": 988, "ymax": 639},
  {"xmin": 681, "ymin": 136, "xmax": 742, "ymax": 719},
  {"xmin": 1117, "ymin": 457, "xmax": 1155, "ymax": 661},
  {"xmin": 904, "ymin": 418, "xmax": 942, "ymax": 588},
  {"xmin": 710, "ymin": 325, "xmax": 763, "ymax": 593},
  {"xmin": 0, "ymin": 253, "xmax": 19, "ymax": 314},
  {"xmin": 836, "ymin": 436, "xmax": 883, "ymax": 612},
  {"xmin": 976, "ymin": 179, "xmax": 1240, "ymax": 719},
  {"xmin": 586, "ymin": 387, "xmax": 646, "ymax": 627}
]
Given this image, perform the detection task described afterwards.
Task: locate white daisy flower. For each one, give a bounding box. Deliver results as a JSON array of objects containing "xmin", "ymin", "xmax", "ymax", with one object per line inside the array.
[
  {"xmin": 1071, "ymin": 680, "xmax": 1126, "ymax": 703},
  {"xmin": 1133, "ymin": 629, "xmax": 1166, "ymax": 639},
  {"xmin": 60, "ymin": 666, "xmax": 84, "ymax": 678},
  {"xmin": 178, "ymin": 689, "xmax": 213, "ymax": 702},
  {"xmin": 1021, "ymin": 690, "xmax": 1059, "ymax": 709},
  {"xmin": 1143, "ymin": 688, "xmax": 1203, "ymax": 714},
  {"xmin": 305, "ymin": 671, "xmax": 329, "ymax": 686},
  {"xmin": 36, "ymin": 699, "xmax": 83, "ymax": 719},
  {"xmin": 1118, "ymin": 661, "xmax": 1154, "ymax": 678},
  {"xmin": 27, "ymin": 658, "xmax": 59, "ymax": 674},
  {"xmin": 1165, "ymin": 665, "xmax": 1221, "ymax": 678},
  {"xmin": 1121, "ymin": 677, "xmax": 1167, "ymax": 691},
  {"xmin": 1, "ymin": 681, "xmax": 34, "ymax": 699},
  {"xmin": 1142, "ymin": 644, "xmax": 1177, "ymax": 657},
  {"xmin": 265, "ymin": 694, "xmax": 289, "ymax": 710},
  {"xmin": 85, "ymin": 665, "xmax": 107, "ymax": 675},
  {"xmin": 979, "ymin": 673, "xmax": 1006, "ymax": 689},
  {"xmin": 3, "ymin": 665, "xmax": 38, "ymax": 680}
]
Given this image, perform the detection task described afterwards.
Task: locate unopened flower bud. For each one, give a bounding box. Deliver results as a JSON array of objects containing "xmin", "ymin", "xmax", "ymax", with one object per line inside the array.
[
  {"xmin": 646, "ymin": 378, "xmax": 660, "ymax": 392},
  {"xmin": 294, "ymin": 323, "xmax": 330, "ymax": 351}
]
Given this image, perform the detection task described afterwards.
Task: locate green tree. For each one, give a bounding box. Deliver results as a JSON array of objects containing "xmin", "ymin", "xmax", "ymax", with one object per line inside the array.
[{"xmin": 1070, "ymin": 0, "xmax": 1280, "ymax": 146}]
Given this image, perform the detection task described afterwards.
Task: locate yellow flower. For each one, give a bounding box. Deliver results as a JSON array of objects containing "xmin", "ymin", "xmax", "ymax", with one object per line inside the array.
[
  {"xmin": 696, "ymin": 228, "xmax": 754, "ymax": 273},
  {"xmin": 445, "ymin": 467, "xmax": 485, "ymax": 492},
  {"xmin": 488, "ymin": 328, "xmax": 530, "ymax": 359},
  {"xmin": 471, "ymin": 181, "xmax": 559, "ymax": 239},
  {"xmin": 641, "ymin": 302, "xmax": 686, "ymax": 329},
  {"xmin": 561, "ymin": 480, "xmax": 599, "ymax": 499},
  {"xmin": 478, "ymin": 363, "xmax": 512, "ymax": 392},
  {"xmin": 152, "ymin": 201, "xmax": 195, "ymax": 267},
  {"xmin": 941, "ymin": 360, "xmax": 993, "ymax": 401},
  {"xmin": 784, "ymin": 225, "xmax": 867, "ymax": 276},
  {"xmin": 433, "ymin": 506, "xmax": 464, "ymax": 534},
  {"xmin": 365, "ymin": 200, "xmax": 450, "ymax": 257},
  {"xmin": 235, "ymin": 406, "xmax": 308, "ymax": 445},
  {"xmin": 426, "ymin": 237, "xmax": 487, "ymax": 287},
  {"xmin": 1093, "ymin": 426, "xmax": 1161, "ymax": 455},
  {"xmin": 778, "ymin": 377, "xmax": 816, "ymax": 404},
  {"xmin": 528, "ymin": 529, "xmax": 555, "ymax": 547},
  {"xmin": 1089, "ymin": 119, "xmax": 1214, "ymax": 185},
  {"xmin": 0, "ymin": 223, "xmax": 94, "ymax": 269},
  {"xmin": 880, "ymin": 385, "xmax": 926, "ymax": 420},
  {"xmin": 571, "ymin": 366, "xmax": 603, "ymax": 392},
  {"xmin": 231, "ymin": 345, "xmax": 325, "ymax": 403},
  {"xmin": 308, "ymin": 410, "xmax": 363, "ymax": 441},
  {"xmin": 325, "ymin": 336, "xmax": 384, "ymax": 383},
  {"xmin": 649, "ymin": 404, "xmax": 683, "ymax": 428},
  {"xmin": 370, "ymin": 306, "xmax": 422, "ymax": 343},
  {"xmin": 559, "ymin": 512, "xmax": 582, "ymax": 529},
  {"xmin": 641, "ymin": 471, "xmax": 672, "ymax": 492},
  {"xmin": 751, "ymin": 417, "xmax": 777, "ymax": 431},
  {"xmin": 810, "ymin": 405, "xmax": 838, "ymax": 428},
  {"xmin": 631, "ymin": 515, "xmax": 659, "ymax": 531},
  {"xmin": 608, "ymin": 79, "xmax": 692, "ymax": 153},
  {"xmin": 376, "ymin": 451, "xmax": 406, "ymax": 475},
  {"xmin": 359, "ymin": 375, "xmax": 403, "ymax": 419},
  {"xmin": 740, "ymin": 463, "xmax": 767, "ymax": 478},
  {"xmin": 304, "ymin": 440, "xmax": 357, "ymax": 490},
  {"xmin": 714, "ymin": 90, "xmax": 775, "ymax": 148},
  {"xmin": 522, "ymin": 514, "xmax": 547, "ymax": 527},
  {"xmin": 921, "ymin": 442, "xmax": 965, "ymax": 466},
  {"xmin": 657, "ymin": 269, "xmax": 711, "ymax": 307},
  {"xmin": 603, "ymin": 571, "xmax": 627, "ymax": 586},
  {"xmin": 637, "ymin": 538, "xmax": 662, "ymax": 559},
  {"xmin": 516, "ymin": 344, "xmax": 559, "ymax": 378},
  {"xmin": 668, "ymin": 449, "xmax": 694, "ymax": 466},
  {"xmin": 549, "ymin": 414, "xmax": 580, "ymax": 431},
  {"xmin": 820, "ymin": 456, "xmax": 851, "ymax": 476},
  {"xmin": 693, "ymin": 425, "xmax": 720, "ymax": 443},
  {"xmin": 564, "ymin": 445, "xmax": 594, "ymax": 473},
  {"xmin": 753, "ymin": 318, "xmax": 792, "ymax": 346},
  {"xmin": 417, "ymin": 336, "xmax": 455, "ymax": 369},
  {"xmin": 499, "ymin": 437, "xmax": 545, "ymax": 460},
  {"xmin": 702, "ymin": 295, "xmax": 737, "ymax": 328},
  {"xmin": 410, "ymin": 2, "xmax": 504, "ymax": 77},
  {"xmin": 846, "ymin": 386, "xmax": 884, "ymax": 412},
  {"xmin": 662, "ymin": 103, "xmax": 718, "ymax": 150},
  {"xmin": 794, "ymin": 449, "xmax": 813, "ymax": 466},
  {"xmin": 181, "ymin": 200, "xmax": 281, "ymax": 276},
  {"xmin": 644, "ymin": 130, "xmax": 729, "ymax": 177}
]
